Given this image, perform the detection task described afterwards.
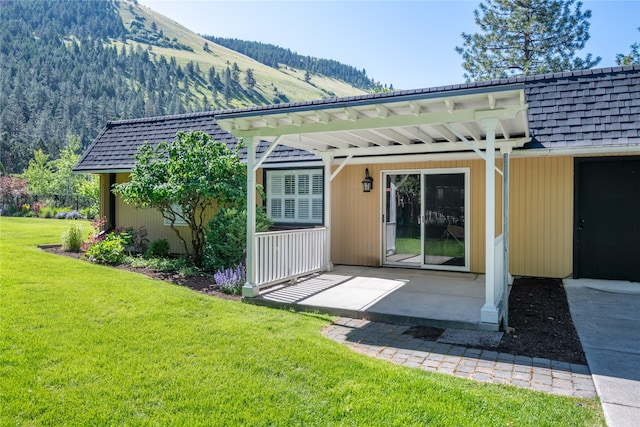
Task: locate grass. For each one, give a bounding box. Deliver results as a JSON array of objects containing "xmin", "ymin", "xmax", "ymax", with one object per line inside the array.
[
  {"xmin": 1, "ymin": 218, "xmax": 604, "ymax": 426},
  {"xmin": 395, "ymin": 237, "xmax": 465, "ymax": 258}
]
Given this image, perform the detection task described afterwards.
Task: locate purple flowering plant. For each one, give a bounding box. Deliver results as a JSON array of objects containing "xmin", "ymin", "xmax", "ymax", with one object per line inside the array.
[
  {"xmin": 65, "ymin": 210, "xmax": 80, "ymax": 220},
  {"xmin": 214, "ymin": 263, "xmax": 246, "ymax": 295}
]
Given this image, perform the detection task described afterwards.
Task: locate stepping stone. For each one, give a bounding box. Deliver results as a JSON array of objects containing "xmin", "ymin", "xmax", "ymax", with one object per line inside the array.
[{"xmin": 437, "ymin": 329, "xmax": 504, "ymax": 348}]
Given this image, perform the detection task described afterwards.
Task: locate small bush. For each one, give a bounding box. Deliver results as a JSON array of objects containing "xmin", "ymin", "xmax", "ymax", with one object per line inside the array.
[
  {"xmin": 32, "ymin": 202, "xmax": 42, "ymax": 217},
  {"xmin": 214, "ymin": 263, "xmax": 246, "ymax": 295},
  {"xmin": 40, "ymin": 206, "xmax": 54, "ymax": 218},
  {"xmin": 144, "ymin": 238, "xmax": 170, "ymax": 258},
  {"xmin": 54, "ymin": 210, "xmax": 67, "ymax": 219},
  {"xmin": 82, "ymin": 206, "xmax": 98, "ymax": 220},
  {"xmin": 204, "ymin": 207, "xmax": 271, "ymax": 272},
  {"xmin": 122, "ymin": 254, "xmax": 194, "ymax": 276},
  {"xmin": 61, "ymin": 222, "xmax": 84, "ymax": 252},
  {"xmin": 83, "ymin": 231, "xmax": 131, "ymax": 265}
]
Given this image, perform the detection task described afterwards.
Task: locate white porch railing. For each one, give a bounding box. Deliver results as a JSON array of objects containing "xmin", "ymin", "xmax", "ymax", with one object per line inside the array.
[
  {"xmin": 253, "ymin": 227, "xmax": 328, "ymax": 287},
  {"xmin": 493, "ymin": 234, "xmax": 505, "ymax": 307}
]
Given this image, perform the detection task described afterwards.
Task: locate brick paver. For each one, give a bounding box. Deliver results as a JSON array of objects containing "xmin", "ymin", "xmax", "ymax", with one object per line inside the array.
[{"xmin": 322, "ymin": 318, "xmax": 596, "ymax": 398}]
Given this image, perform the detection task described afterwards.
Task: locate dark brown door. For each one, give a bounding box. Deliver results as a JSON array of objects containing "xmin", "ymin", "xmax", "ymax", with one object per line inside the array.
[{"xmin": 575, "ymin": 157, "xmax": 640, "ymax": 281}]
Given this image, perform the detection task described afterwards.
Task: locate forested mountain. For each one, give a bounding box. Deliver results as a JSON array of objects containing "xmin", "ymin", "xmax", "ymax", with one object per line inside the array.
[
  {"xmin": 205, "ymin": 37, "xmax": 389, "ymax": 92},
  {"xmin": 0, "ymin": 0, "xmax": 379, "ymax": 174}
]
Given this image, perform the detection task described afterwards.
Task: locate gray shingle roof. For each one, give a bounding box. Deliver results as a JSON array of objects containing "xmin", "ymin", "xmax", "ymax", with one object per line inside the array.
[
  {"xmin": 74, "ymin": 65, "xmax": 640, "ymax": 173},
  {"xmin": 74, "ymin": 111, "xmax": 319, "ymax": 172},
  {"xmin": 523, "ymin": 65, "xmax": 640, "ymax": 148}
]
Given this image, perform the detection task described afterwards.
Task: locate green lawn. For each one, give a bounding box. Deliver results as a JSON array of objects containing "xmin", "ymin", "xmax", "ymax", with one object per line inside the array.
[
  {"xmin": 395, "ymin": 237, "xmax": 465, "ymax": 258},
  {"xmin": 0, "ymin": 218, "xmax": 603, "ymax": 426}
]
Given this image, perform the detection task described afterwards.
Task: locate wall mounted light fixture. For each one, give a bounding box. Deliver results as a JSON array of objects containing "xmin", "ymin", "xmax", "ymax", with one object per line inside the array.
[{"xmin": 362, "ymin": 168, "xmax": 374, "ymax": 192}]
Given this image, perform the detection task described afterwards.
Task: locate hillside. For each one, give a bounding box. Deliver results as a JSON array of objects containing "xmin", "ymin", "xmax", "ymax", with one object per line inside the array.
[{"xmin": 0, "ymin": 0, "xmax": 373, "ymax": 174}]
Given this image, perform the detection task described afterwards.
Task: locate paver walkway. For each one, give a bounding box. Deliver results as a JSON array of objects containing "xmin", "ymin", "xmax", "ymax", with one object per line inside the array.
[{"xmin": 322, "ymin": 317, "xmax": 596, "ymax": 398}]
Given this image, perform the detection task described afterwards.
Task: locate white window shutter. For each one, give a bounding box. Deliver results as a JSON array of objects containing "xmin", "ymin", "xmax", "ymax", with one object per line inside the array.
[{"xmin": 266, "ymin": 169, "xmax": 323, "ymax": 224}]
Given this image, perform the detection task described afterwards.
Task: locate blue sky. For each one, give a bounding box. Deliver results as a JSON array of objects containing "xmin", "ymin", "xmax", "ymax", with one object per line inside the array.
[{"xmin": 139, "ymin": 0, "xmax": 639, "ymax": 90}]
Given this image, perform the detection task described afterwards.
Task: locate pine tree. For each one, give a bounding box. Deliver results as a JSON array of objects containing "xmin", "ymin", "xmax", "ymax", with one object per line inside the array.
[
  {"xmin": 231, "ymin": 62, "xmax": 241, "ymax": 83},
  {"xmin": 455, "ymin": 0, "xmax": 600, "ymax": 81},
  {"xmin": 616, "ymin": 28, "xmax": 640, "ymax": 65},
  {"xmin": 244, "ymin": 68, "xmax": 256, "ymax": 90}
]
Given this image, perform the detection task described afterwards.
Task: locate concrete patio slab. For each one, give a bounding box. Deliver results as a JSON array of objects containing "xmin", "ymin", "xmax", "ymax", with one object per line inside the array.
[
  {"xmin": 300, "ymin": 276, "xmax": 405, "ymax": 311},
  {"xmin": 249, "ymin": 265, "xmax": 492, "ymax": 329},
  {"xmin": 565, "ymin": 279, "xmax": 640, "ymax": 427}
]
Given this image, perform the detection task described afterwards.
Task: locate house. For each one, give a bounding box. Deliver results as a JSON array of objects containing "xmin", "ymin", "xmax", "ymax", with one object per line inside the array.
[{"xmin": 75, "ymin": 64, "xmax": 640, "ymax": 329}]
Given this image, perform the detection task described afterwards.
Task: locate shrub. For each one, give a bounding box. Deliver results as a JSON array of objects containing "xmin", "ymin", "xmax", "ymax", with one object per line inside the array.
[
  {"xmin": 214, "ymin": 263, "xmax": 246, "ymax": 295},
  {"xmin": 144, "ymin": 238, "xmax": 170, "ymax": 258},
  {"xmin": 61, "ymin": 222, "xmax": 84, "ymax": 252},
  {"xmin": 40, "ymin": 206, "xmax": 54, "ymax": 218},
  {"xmin": 55, "ymin": 210, "xmax": 67, "ymax": 219},
  {"xmin": 82, "ymin": 216, "xmax": 108, "ymax": 252},
  {"xmin": 83, "ymin": 231, "xmax": 131, "ymax": 265},
  {"xmin": 32, "ymin": 202, "xmax": 42, "ymax": 217},
  {"xmin": 82, "ymin": 206, "xmax": 98, "ymax": 220},
  {"xmin": 203, "ymin": 207, "xmax": 271, "ymax": 272}
]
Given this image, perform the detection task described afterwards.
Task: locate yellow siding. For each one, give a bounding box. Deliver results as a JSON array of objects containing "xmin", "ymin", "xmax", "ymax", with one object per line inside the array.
[
  {"xmin": 330, "ymin": 159, "xmax": 502, "ymax": 272},
  {"xmin": 113, "ymin": 173, "xmax": 219, "ymax": 254},
  {"xmin": 509, "ymin": 156, "xmax": 573, "ymax": 278},
  {"xmin": 328, "ymin": 157, "xmax": 575, "ymax": 278}
]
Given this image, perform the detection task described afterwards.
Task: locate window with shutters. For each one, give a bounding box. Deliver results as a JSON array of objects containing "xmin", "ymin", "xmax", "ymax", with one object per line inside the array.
[{"xmin": 266, "ymin": 169, "xmax": 323, "ymax": 224}]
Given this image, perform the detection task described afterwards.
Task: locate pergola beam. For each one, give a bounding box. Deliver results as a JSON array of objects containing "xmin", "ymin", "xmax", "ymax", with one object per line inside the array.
[{"xmin": 225, "ymin": 104, "xmax": 527, "ymax": 139}]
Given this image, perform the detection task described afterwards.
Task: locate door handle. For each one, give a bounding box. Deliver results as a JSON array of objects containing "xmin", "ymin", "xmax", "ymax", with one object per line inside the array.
[{"xmin": 578, "ymin": 219, "xmax": 585, "ymax": 231}]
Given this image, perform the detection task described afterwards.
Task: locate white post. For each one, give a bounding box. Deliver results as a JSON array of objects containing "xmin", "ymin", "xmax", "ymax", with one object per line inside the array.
[
  {"xmin": 501, "ymin": 148, "xmax": 511, "ymax": 330},
  {"xmin": 243, "ymin": 137, "xmax": 259, "ymax": 297},
  {"xmin": 321, "ymin": 153, "xmax": 334, "ymax": 271},
  {"xmin": 481, "ymin": 117, "xmax": 500, "ymax": 324}
]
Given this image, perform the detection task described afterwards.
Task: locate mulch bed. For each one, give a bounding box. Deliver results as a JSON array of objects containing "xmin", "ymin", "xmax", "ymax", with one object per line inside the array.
[
  {"xmin": 406, "ymin": 277, "xmax": 586, "ymax": 365},
  {"xmin": 42, "ymin": 247, "xmax": 586, "ymax": 364}
]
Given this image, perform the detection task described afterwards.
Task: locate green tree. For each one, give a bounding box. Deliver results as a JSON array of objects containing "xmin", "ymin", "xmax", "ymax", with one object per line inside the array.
[
  {"xmin": 21, "ymin": 149, "xmax": 54, "ymax": 195},
  {"xmin": 113, "ymin": 131, "xmax": 247, "ymax": 266},
  {"xmin": 231, "ymin": 62, "xmax": 241, "ymax": 83},
  {"xmin": 456, "ymin": 0, "xmax": 601, "ymax": 81},
  {"xmin": 616, "ymin": 28, "xmax": 640, "ymax": 65},
  {"xmin": 51, "ymin": 135, "xmax": 84, "ymax": 205},
  {"xmin": 244, "ymin": 68, "xmax": 256, "ymax": 90}
]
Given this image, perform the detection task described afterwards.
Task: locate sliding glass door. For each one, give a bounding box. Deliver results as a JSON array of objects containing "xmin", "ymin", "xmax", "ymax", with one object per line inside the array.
[{"xmin": 383, "ymin": 169, "xmax": 469, "ymax": 271}]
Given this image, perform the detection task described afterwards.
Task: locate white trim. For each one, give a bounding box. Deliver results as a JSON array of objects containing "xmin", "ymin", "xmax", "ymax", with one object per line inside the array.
[
  {"xmin": 510, "ymin": 145, "xmax": 640, "ymax": 158},
  {"xmin": 330, "ymin": 154, "xmax": 353, "ymax": 181},
  {"xmin": 258, "ymin": 161, "xmax": 323, "ymax": 169},
  {"xmin": 265, "ymin": 169, "xmax": 324, "ymax": 224},
  {"xmin": 323, "ymin": 144, "xmax": 640, "ymax": 166},
  {"xmin": 254, "ymin": 137, "xmax": 281, "ymax": 171}
]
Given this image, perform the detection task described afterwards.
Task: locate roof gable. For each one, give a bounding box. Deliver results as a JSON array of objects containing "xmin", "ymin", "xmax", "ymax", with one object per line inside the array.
[{"xmin": 74, "ymin": 111, "xmax": 319, "ymax": 173}]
